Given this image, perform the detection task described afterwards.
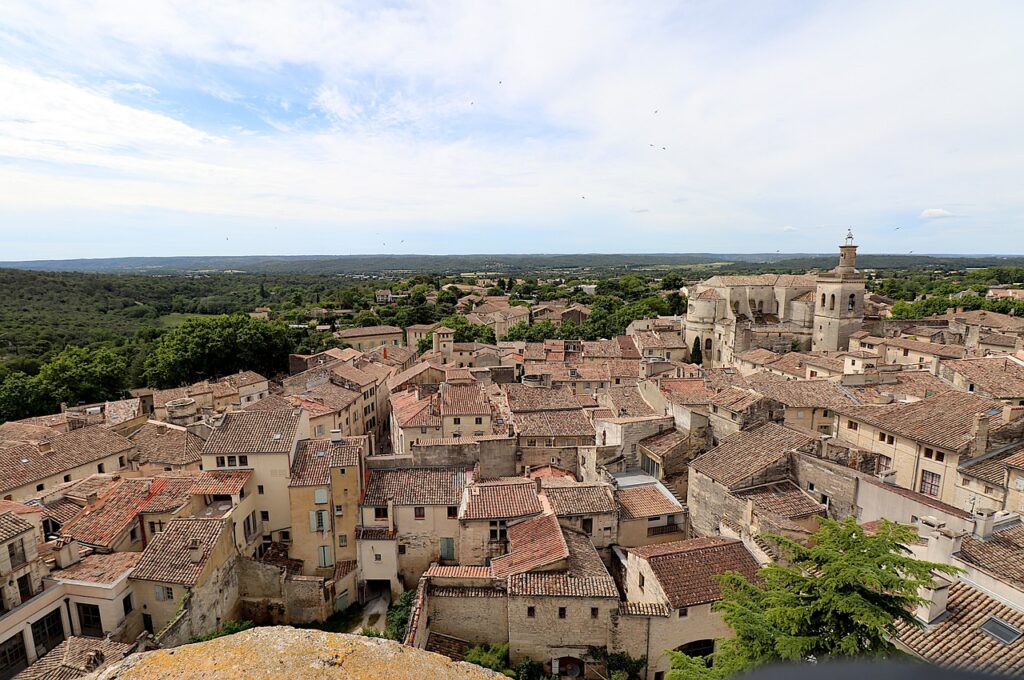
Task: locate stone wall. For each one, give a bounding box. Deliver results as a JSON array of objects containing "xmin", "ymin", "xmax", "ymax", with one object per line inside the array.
[
  {"xmin": 507, "ymin": 594, "xmax": 617, "ymax": 666},
  {"xmin": 789, "ymin": 453, "xmax": 861, "ymax": 520},
  {"xmin": 427, "ymin": 588, "xmax": 509, "ymax": 645}
]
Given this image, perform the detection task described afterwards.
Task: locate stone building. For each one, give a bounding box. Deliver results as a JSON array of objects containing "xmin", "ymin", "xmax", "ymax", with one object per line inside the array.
[
  {"xmin": 685, "ymin": 235, "xmax": 865, "ymax": 367},
  {"xmin": 614, "ymin": 537, "xmax": 761, "ymax": 679},
  {"xmin": 459, "ymin": 477, "xmax": 542, "ymax": 566}
]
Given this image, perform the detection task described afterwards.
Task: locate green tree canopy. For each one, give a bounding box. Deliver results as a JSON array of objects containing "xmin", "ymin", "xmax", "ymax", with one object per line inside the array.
[{"xmin": 668, "ymin": 518, "xmax": 960, "ymax": 680}]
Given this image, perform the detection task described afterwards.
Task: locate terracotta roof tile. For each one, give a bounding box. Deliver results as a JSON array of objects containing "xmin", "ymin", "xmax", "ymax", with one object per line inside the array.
[
  {"xmin": 189, "ymin": 470, "xmax": 252, "ymax": 496},
  {"xmin": 615, "ymin": 485, "xmax": 683, "ymax": 520},
  {"xmin": 130, "ymin": 517, "xmax": 228, "ymax": 585},
  {"xmin": 503, "ymin": 384, "xmax": 582, "ymax": 412},
  {"xmin": 0, "ymin": 511, "xmax": 34, "ymax": 543},
  {"xmin": 543, "ymin": 484, "xmax": 616, "ymax": 516},
  {"xmin": 632, "ymin": 537, "xmax": 760, "ymax": 608},
  {"xmin": 0, "ymin": 427, "xmax": 133, "ymax": 495},
  {"xmin": 362, "ymin": 468, "xmax": 466, "ymax": 506},
  {"xmin": 289, "ymin": 440, "xmax": 362, "ymax": 487},
  {"xmin": 130, "ymin": 422, "xmax": 202, "ymax": 467},
  {"xmin": 423, "ymin": 565, "xmax": 495, "ymax": 579},
  {"xmin": 203, "ymin": 410, "xmax": 301, "ymax": 455},
  {"xmin": 14, "ymin": 636, "xmax": 133, "ymax": 680},
  {"xmin": 50, "ymin": 551, "xmax": 140, "ymax": 584},
  {"xmin": 690, "ymin": 423, "xmax": 816, "ymax": 489},
  {"xmin": 462, "ymin": 479, "xmax": 542, "ymax": 520},
  {"xmin": 491, "ymin": 513, "xmax": 568, "ymax": 577},
  {"xmin": 507, "ymin": 529, "xmax": 617, "ymax": 598},
  {"xmin": 513, "ymin": 410, "xmax": 595, "ymax": 438},
  {"xmin": 958, "ymin": 522, "xmax": 1024, "ymax": 590},
  {"xmin": 732, "ymin": 481, "xmax": 824, "ymax": 519},
  {"xmin": 941, "ymin": 356, "xmax": 1024, "ymax": 399},
  {"xmin": 895, "ymin": 580, "xmax": 1024, "ymax": 675}
]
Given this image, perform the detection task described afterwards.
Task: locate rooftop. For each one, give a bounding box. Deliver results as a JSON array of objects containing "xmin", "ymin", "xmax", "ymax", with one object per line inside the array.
[
  {"xmin": 512, "ymin": 409, "xmax": 595, "ymax": 438},
  {"xmin": 0, "ymin": 426, "xmax": 133, "ymax": 494},
  {"xmin": 690, "ymin": 423, "xmax": 816, "ymax": 489},
  {"xmin": 335, "ymin": 325, "xmax": 403, "ymax": 338},
  {"xmin": 130, "ymin": 421, "xmax": 203, "ymax": 467},
  {"xmin": 941, "ymin": 356, "xmax": 1024, "ymax": 398},
  {"xmin": 362, "ymin": 467, "xmax": 466, "ymax": 506},
  {"xmin": 732, "ymin": 481, "xmax": 824, "ymax": 519},
  {"xmin": 189, "ymin": 469, "xmax": 252, "ymax": 496},
  {"xmin": 615, "ymin": 483, "xmax": 683, "ymax": 520},
  {"xmin": 50, "ymin": 551, "xmax": 141, "ymax": 584},
  {"xmin": 491, "ymin": 513, "xmax": 568, "ymax": 577},
  {"xmin": 289, "ymin": 440, "xmax": 362, "ymax": 487},
  {"xmin": 543, "ymin": 484, "xmax": 616, "ymax": 516},
  {"xmin": 462, "ymin": 478, "xmax": 542, "ymax": 520},
  {"xmin": 130, "ymin": 517, "xmax": 228, "ymax": 586},
  {"xmin": 630, "ymin": 536, "xmax": 760, "ymax": 608},
  {"xmin": 203, "ymin": 409, "xmax": 301, "ymax": 455},
  {"xmin": 506, "ymin": 528, "xmax": 618, "ymax": 598}
]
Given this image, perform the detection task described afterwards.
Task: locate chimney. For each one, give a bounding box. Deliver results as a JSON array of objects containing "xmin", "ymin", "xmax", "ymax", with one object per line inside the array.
[
  {"xmin": 915, "ymin": 575, "xmax": 952, "ymax": 624},
  {"xmin": 970, "ymin": 414, "xmax": 989, "ymax": 457},
  {"xmin": 973, "ymin": 509, "xmax": 996, "ymax": 540},
  {"xmin": 54, "ymin": 537, "xmax": 82, "ymax": 569},
  {"xmin": 188, "ymin": 538, "xmax": 204, "ymax": 564},
  {"xmin": 83, "ymin": 650, "xmax": 105, "ymax": 671},
  {"xmin": 926, "ymin": 528, "xmax": 964, "ymax": 564},
  {"xmin": 534, "ymin": 476, "xmax": 542, "ymax": 494},
  {"xmin": 330, "ymin": 429, "xmax": 342, "ymax": 443},
  {"xmin": 1002, "ymin": 405, "xmax": 1024, "ymax": 424}
]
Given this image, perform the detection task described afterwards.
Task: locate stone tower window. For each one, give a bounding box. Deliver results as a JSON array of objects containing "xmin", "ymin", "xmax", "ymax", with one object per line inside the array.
[
  {"xmin": 829, "ymin": 294, "xmax": 835, "ymax": 311},
  {"xmin": 848, "ymin": 293, "xmax": 856, "ymax": 311}
]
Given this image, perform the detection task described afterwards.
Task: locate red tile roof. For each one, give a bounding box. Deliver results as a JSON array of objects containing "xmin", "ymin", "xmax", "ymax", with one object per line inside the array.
[
  {"xmin": 631, "ymin": 537, "xmax": 760, "ymax": 608},
  {"xmin": 615, "ymin": 485, "xmax": 683, "ymax": 520},
  {"xmin": 203, "ymin": 410, "xmax": 301, "ymax": 455},
  {"xmin": 462, "ymin": 479, "xmax": 542, "ymax": 520},
  {"xmin": 189, "ymin": 470, "xmax": 252, "ymax": 496},
  {"xmin": 50, "ymin": 551, "xmax": 140, "ymax": 584},
  {"xmin": 288, "ymin": 440, "xmax": 362, "ymax": 487},
  {"xmin": 130, "ymin": 517, "xmax": 229, "ymax": 585},
  {"xmin": 690, "ymin": 423, "xmax": 816, "ymax": 489},
  {"xmin": 0, "ymin": 426, "xmax": 133, "ymax": 494},
  {"xmin": 362, "ymin": 468, "xmax": 466, "ymax": 506},
  {"xmin": 491, "ymin": 514, "xmax": 568, "ymax": 577}
]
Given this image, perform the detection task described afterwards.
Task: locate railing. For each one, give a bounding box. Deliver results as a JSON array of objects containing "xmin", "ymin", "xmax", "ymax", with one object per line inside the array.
[{"xmin": 647, "ymin": 524, "xmax": 684, "ymax": 537}]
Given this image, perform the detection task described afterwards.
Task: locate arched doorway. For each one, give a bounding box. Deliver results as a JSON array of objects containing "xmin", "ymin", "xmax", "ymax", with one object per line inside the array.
[
  {"xmin": 553, "ymin": 655, "xmax": 585, "ymax": 677},
  {"xmin": 677, "ymin": 639, "xmax": 716, "ymax": 665}
]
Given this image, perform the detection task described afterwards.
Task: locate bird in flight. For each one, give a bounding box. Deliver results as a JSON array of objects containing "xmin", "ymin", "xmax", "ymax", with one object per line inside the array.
[
  {"xmin": 894, "ymin": 226, "xmax": 901, "ymax": 230},
  {"xmin": 654, "ymin": 109, "xmax": 658, "ymax": 114}
]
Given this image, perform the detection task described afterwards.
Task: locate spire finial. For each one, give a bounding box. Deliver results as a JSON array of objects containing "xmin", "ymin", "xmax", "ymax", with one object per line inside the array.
[{"xmin": 845, "ymin": 229, "xmax": 855, "ymax": 245}]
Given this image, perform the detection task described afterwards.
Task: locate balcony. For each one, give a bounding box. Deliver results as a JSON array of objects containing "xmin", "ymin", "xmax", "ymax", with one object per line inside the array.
[{"xmin": 647, "ymin": 523, "xmax": 685, "ymax": 537}]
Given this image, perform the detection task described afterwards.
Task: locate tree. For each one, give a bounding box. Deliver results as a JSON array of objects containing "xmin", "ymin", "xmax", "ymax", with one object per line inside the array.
[
  {"xmin": 661, "ymin": 272, "xmax": 684, "ymax": 290},
  {"xmin": 35, "ymin": 346, "xmax": 128, "ymax": 407},
  {"xmin": 666, "ymin": 292, "xmax": 687, "ymax": 316},
  {"xmin": 690, "ymin": 337, "xmax": 703, "ymax": 365},
  {"xmin": 667, "ymin": 519, "xmax": 960, "ymax": 679}
]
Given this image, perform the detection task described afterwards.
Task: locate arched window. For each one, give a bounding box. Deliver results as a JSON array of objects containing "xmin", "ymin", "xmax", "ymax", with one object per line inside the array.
[
  {"xmin": 848, "ymin": 293, "xmax": 856, "ymax": 311},
  {"xmin": 678, "ymin": 639, "xmax": 716, "ymax": 660},
  {"xmin": 820, "ymin": 293, "xmax": 826, "ymax": 308},
  {"xmin": 705, "ymin": 338, "xmax": 712, "ymax": 351},
  {"xmin": 829, "ymin": 294, "xmax": 835, "ymax": 311}
]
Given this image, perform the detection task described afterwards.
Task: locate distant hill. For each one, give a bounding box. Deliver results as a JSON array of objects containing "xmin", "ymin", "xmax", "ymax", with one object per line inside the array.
[{"xmin": 2, "ymin": 252, "xmax": 1022, "ymax": 275}]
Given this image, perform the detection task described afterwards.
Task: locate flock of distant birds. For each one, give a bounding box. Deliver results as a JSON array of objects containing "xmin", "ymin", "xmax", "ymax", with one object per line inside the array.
[{"xmin": 223, "ymin": 84, "xmax": 917, "ymax": 254}]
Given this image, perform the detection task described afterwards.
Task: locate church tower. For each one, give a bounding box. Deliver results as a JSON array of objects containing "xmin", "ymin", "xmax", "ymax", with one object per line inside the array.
[{"xmin": 812, "ymin": 230, "xmax": 865, "ymax": 352}]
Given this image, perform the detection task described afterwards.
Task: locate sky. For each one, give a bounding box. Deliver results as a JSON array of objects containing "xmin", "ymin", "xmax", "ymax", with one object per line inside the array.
[{"xmin": 1, "ymin": 1, "xmax": 1023, "ymax": 260}]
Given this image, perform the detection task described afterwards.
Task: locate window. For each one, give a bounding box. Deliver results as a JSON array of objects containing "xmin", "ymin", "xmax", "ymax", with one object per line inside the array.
[
  {"xmin": 920, "ymin": 470, "xmax": 941, "ymax": 497},
  {"xmin": 582, "ymin": 517, "xmax": 593, "ymax": 535},
  {"xmin": 981, "ymin": 617, "xmax": 1023, "ymax": 645},
  {"xmin": 258, "ymin": 485, "xmax": 264, "ymax": 495},
  {"xmin": 887, "ymin": 434, "xmax": 895, "ymax": 445},
  {"xmin": 591, "ymin": 607, "xmax": 599, "ymax": 619},
  {"xmin": 453, "ymin": 417, "xmax": 461, "ymax": 425},
  {"xmin": 335, "ymin": 504, "xmax": 344, "ymax": 516},
  {"xmin": 677, "ymin": 639, "xmax": 715, "ymax": 659},
  {"xmin": 924, "ymin": 448, "xmax": 933, "ymax": 459},
  {"xmin": 0, "ymin": 630, "xmax": 28, "ymax": 677},
  {"xmin": 878, "ymin": 455, "xmax": 892, "ymax": 472},
  {"xmin": 398, "ymin": 544, "xmax": 406, "ymax": 555},
  {"xmin": 260, "ymin": 510, "xmax": 269, "ymax": 522},
  {"xmin": 97, "ymin": 463, "xmax": 105, "ymax": 473},
  {"xmin": 35, "ymin": 484, "xmax": 44, "ymax": 492},
  {"xmin": 475, "ymin": 417, "xmax": 483, "ymax": 425},
  {"xmin": 122, "ymin": 593, "xmax": 134, "ymax": 616},
  {"xmin": 239, "ymin": 455, "xmax": 248, "ymax": 466},
  {"xmin": 318, "ymin": 545, "xmax": 331, "ymax": 568},
  {"xmin": 807, "ymin": 482, "xmax": 816, "ymax": 492},
  {"xmin": 878, "ymin": 431, "xmax": 887, "ymax": 442},
  {"xmin": 558, "ymin": 607, "xmax": 566, "ymax": 619},
  {"xmin": 969, "ymin": 383, "xmax": 976, "ymax": 392},
  {"xmin": 216, "ymin": 456, "xmax": 225, "ymax": 467},
  {"xmin": 527, "ymin": 606, "xmax": 535, "ymax": 618},
  {"xmin": 903, "ymin": 348, "xmax": 910, "ymax": 357},
  {"xmin": 447, "ymin": 506, "xmax": 458, "ymax": 519},
  {"xmin": 129, "ymin": 525, "xmax": 139, "ymax": 542},
  {"xmin": 374, "ymin": 507, "xmax": 388, "ymax": 520},
  {"xmin": 374, "ymin": 553, "xmax": 382, "ymax": 562},
  {"xmin": 118, "ymin": 456, "xmax": 125, "ymax": 467},
  {"xmin": 489, "ymin": 520, "xmax": 508, "ymax": 541},
  {"xmin": 228, "ymin": 456, "xmax": 236, "ymax": 467},
  {"xmin": 7, "ymin": 539, "xmax": 26, "ymax": 569},
  {"xmin": 527, "ymin": 439, "xmax": 537, "ymax": 447},
  {"xmin": 847, "ymin": 420, "xmax": 858, "ymax": 430},
  {"xmin": 935, "ymin": 451, "xmax": 945, "ymax": 463},
  {"xmin": 829, "ymin": 294, "xmax": 835, "ymax": 310},
  {"xmin": 985, "ymin": 485, "xmax": 995, "ymax": 495},
  {"xmin": 338, "ymin": 534, "xmax": 348, "ymax": 547},
  {"xmin": 280, "ymin": 530, "xmax": 291, "ymax": 542},
  {"xmin": 156, "ymin": 585, "xmax": 174, "ymax": 601},
  {"xmin": 310, "ymin": 510, "xmax": 326, "ymax": 531},
  {"xmin": 678, "ymin": 607, "xmax": 689, "ymax": 618},
  {"xmin": 639, "ymin": 573, "xmax": 645, "ymax": 591},
  {"xmin": 314, "ymin": 488, "xmax": 328, "ymax": 504},
  {"xmin": 414, "ymin": 506, "xmax": 426, "ymax": 519},
  {"xmin": 440, "ymin": 537, "xmax": 455, "ymax": 561},
  {"xmin": 63, "ymin": 474, "xmax": 71, "ymax": 483},
  {"xmin": 848, "ymin": 293, "xmax": 856, "ymax": 311}
]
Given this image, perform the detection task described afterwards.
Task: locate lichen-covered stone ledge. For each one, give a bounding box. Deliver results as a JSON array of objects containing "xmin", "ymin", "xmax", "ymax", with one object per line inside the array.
[{"xmin": 88, "ymin": 627, "xmax": 504, "ymax": 679}]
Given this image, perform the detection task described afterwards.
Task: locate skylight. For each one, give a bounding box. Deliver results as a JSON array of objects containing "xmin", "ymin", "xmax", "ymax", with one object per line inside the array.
[{"xmin": 980, "ymin": 617, "xmax": 1022, "ymax": 645}]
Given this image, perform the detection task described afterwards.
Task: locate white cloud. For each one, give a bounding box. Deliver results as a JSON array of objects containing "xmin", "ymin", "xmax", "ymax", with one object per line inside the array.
[
  {"xmin": 0, "ymin": 1, "xmax": 1023, "ymax": 256},
  {"xmin": 920, "ymin": 208, "xmax": 956, "ymax": 219}
]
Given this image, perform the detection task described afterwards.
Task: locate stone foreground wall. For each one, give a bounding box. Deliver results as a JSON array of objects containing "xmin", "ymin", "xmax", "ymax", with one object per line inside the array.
[{"xmin": 90, "ymin": 626, "xmax": 504, "ymax": 679}]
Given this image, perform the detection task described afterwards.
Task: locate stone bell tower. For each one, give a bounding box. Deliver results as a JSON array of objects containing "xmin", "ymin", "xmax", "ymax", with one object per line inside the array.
[{"xmin": 812, "ymin": 230, "xmax": 865, "ymax": 352}]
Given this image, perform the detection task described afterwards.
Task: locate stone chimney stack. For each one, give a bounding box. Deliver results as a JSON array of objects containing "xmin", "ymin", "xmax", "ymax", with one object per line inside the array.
[
  {"xmin": 970, "ymin": 413, "xmax": 989, "ymax": 457},
  {"xmin": 54, "ymin": 537, "xmax": 82, "ymax": 569},
  {"xmin": 330, "ymin": 429, "xmax": 342, "ymax": 443},
  {"xmin": 926, "ymin": 528, "xmax": 964, "ymax": 564},
  {"xmin": 188, "ymin": 538, "xmax": 204, "ymax": 564},
  {"xmin": 973, "ymin": 509, "xmax": 996, "ymax": 540},
  {"xmin": 915, "ymin": 575, "xmax": 952, "ymax": 624}
]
